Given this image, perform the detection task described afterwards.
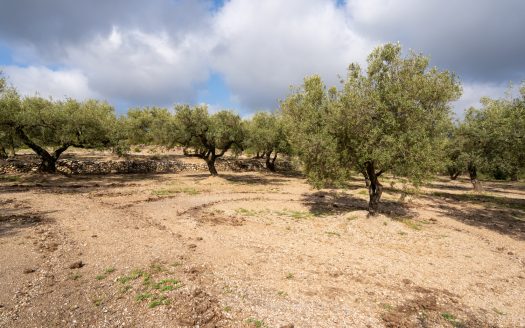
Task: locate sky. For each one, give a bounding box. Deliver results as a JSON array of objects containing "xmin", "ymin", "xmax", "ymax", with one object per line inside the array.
[{"xmin": 0, "ymin": 0, "xmax": 524, "ymax": 118}]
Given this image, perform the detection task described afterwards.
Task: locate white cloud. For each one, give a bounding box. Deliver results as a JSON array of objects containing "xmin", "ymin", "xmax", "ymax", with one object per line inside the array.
[
  {"xmin": 211, "ymin": 0, "xmax": 374, "ymax": 109},
  {"xmin": 2, "ymin": 65, "xmax": 98, "ymax": 100},
  {"xmin": 1, "ymin": 0, "xmax": 521, "ymax": 113},
  {"xmin": 63, "ymin": 26, "xmax": 214, "ymax": 106},
  {"xmin": 452, "ymin": 82, "xmax": 510, "ymax": 118}
]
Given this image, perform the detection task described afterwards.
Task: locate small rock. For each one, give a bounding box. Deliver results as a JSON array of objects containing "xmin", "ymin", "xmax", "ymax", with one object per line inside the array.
[
  {"xmin": 196, "ymin": 237, "xmax": 203, "ymax": 241},
  {"xmin": 69, "ymin": 261, "xmax": 85, "ymax": 269},
  {"xmin": 23, "ymin": 268, "xmax": 36, "ymax": 274},
  {"xmin": 91, "ymin": 234, "xmax": 98, "ymax": 238},
  {"xmin": 188, "ymin": 244, "xmax": 197, "ymax": 249},
  {"xmin": 507, "ymin": 251, "xmax": 514, "ymax": 255},
  {"xmin": 280, "ymin": 324, "xmax": 294, "ymax": 328}
]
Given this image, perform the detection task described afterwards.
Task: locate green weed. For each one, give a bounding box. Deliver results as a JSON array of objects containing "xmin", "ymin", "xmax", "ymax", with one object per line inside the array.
[{"xmin": 247, "ymin": 318, "xmax": 267, "ymax": 328}]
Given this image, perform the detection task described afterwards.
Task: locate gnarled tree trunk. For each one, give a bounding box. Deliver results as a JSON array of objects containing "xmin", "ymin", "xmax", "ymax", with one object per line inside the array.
[
  {"xmin": 468, "ymin": 162, "xmax": 482, "ymax": 191},
  {"xmin": 15, "ymin": 127, "xmax": 71, "ymax": 173},
  {"xmin": 265, "ymin": 151, "xmax": 277, "ymax": 172},
  {"xmin": 361, "ymin": 169, "xmax": 371, "ymax": 187},
  {"xmin": 447, "ymin": 167, "xmax": 461, "ymax": 180},
  {"xmin": 206, "ymin": 156, "xmax": 218, "ymax": 176},
  {"xmin": 366, "ymin": 161, "xmax": 383, "ymax": 215},
  {"xmin": 0, "ymin": 146, "xmax": 7, "ymax": 159}
]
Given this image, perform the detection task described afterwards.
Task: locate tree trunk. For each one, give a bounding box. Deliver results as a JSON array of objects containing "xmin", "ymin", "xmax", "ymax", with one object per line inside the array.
[
  {"xmin": 265, "ymin": 151, "xmax": 277, "ymax": 172},
  {"xmin": 468, "ymin": 162, "xmax": 482, "ymax": 191},
  {"xmin": 0, "ymin": 146, "xmax": 7, "ymax": 159},
  {"xmin": 447, "ymin": 167, "xmax": 460, "ymax": 180},
  {"xmin": 366, "ymin": 161, "xmax": 383, "ymax": 215},
  {"xmin": 40, "ymin": 154, "xmax": 57, "ymax": 173},
  {"xmin": 14, "ymin": 127, "xmax": 70, "ymax": 173},
  {"xmin": 361, "ymin": 169, "xmax": 371, "ymax": 187},
  {"xmin": 510, "ymin": 168, "xmax": 519, "ymax": 182},
  {"xmin": 206, "ymin": 158, "xmax": 218, "ymax": 176}
]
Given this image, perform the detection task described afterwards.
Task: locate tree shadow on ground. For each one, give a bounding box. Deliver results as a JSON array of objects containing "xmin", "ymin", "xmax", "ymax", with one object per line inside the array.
[
  {"xmin": 425, "ymin": 197, "xmax": 525, "ymax": 240},
  {"xmin": 0, "ymin": 202, "xmax": 55, "ymax": 237},
  {"xmin": 184, "ymin": 172, "xmax": 292, "ymax": 186},
  {"xmin": 0, "ymin": 173, "xmax": 170, "ymax": 195},
  {"xmin": 219, "ymin": 173, "xmax": 291, "ymax": 186},
  {"xmin": 429, "ymin": 191, "xmax": 525, "ymax": 211},
  {"xmin": 301, "ymin": 190, "xmax": 415, "ymax": 219}
]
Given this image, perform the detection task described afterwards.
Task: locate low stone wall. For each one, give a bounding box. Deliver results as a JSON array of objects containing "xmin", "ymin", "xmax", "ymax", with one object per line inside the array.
[{"xmin": 0, "ymin": 157, "xmax": 293, "ymax": 175}]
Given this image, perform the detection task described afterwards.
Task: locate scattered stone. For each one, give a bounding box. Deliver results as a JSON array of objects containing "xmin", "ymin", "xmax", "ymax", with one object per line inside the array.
[
  {"xmin": 280, "ymin": 324, "xmax": 294, "ymax": 328},
  {"xmin": 188, "ymin": 244, "xmax": 197, "ymax": 249},
  {"xmin": 91, "ymin": 234, "xmax": 98, "ymax": 238},
  {"xmin": 69, "ymin": 261, "xmax": 85, "ymax": 269},
  {"xmin": 22, "ymin": 268, "xmax": 36, "ymax": 274},
  {"xmin": 196, "ymin": 237, "xmax": 203, "ymax": 241}
]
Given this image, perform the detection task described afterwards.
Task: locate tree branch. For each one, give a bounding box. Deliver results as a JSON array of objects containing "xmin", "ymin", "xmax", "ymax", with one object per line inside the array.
[
  {"xmin": 15, "ymin": 127, "xmax": 52, "ymax": 159},
  {"xmin": 216, "ymin": 141, "xmax": 234, "ymax": 158}
]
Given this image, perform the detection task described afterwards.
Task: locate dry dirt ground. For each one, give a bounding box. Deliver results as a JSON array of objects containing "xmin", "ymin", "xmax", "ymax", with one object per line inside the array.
[{"xmin": 1, "ymin": 160, "xmax": 524, "ymax": 327}]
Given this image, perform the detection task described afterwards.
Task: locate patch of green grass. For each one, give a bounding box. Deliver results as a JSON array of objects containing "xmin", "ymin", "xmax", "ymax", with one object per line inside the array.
[
  {"xmin": 285, "ymin": 273, "xmax": 294, "ymax": 279},
  {"xmin": 223, "ymin": 285, "xmax": 233, "ymax": 294},
  {"xmin": 247, "ymin": 318, "xmax": 267, "ymax": 328},
  {"xmin": 117, "ymin": 269, "xmax": 146, "ymax": 284},
  {"xmin": 223, "ymin": 306, "xmax": 232, "ymax": 312},
  {"xmin": 0, "ymin": 175, "xmax": 20, "ymax": 182},
  {"xmin": 441, "ymin": 312, "xmax": 455, "ymax": 321},
  {"xmin": 357, "ymin": 189, "xmax": 368, "ymax": 196},
  {"xmin": 441, "ymin": 312, "xmax": 465, "ymax": 327},
  {"xmin": 397, "ymin": 231, "xmax": 407, "ymax": 236},
  {"xmin": 119, "ymin": 285, "xmax": 132, "ymax": 293},
  {"xmin": 95, "ymin": 274, "xmax": 106, "ymax": 280},
  {"xmin": 104, "ymin": 267, "xmax": 116, "ymax": 274},
  {"xmin": 153, "ymin": 186, "xmax": 200, "ymax": 196},
  {"xmin": 148, "ymin": 295, "xmax": 170, "ymax": 308},
  {"xmin": 92, "ymin": 298, "xmax": 103, "ymax": 307},
  {"xmin": 380, "ymin": 303, "xmax": 394, "ymax": 311},
  {"xmin": 69, "ymin": 273, "xmax": 82, "ymax": 280},
  {"xmin": 277, "ymin": 290, "xmax": 288, "ymax": 297},
  {"xmin": 346, "ymin": 215, "xmax": 359, "ymax": 221},
  {"xmin": 400, "ymin": 218, "xmax": 422, "ymax": 230},
  {"xmin": 276, "ymin": 209, "xmax": 317, "ymax": 219},
  {"xmin": 325, "ymin": 231, "xmax": 341, "ymax": 237},
  {"xmin": 171, "ymin": 261, "xmax": 182, "ymax": 267},
  {"xmin": 493, "ymin": 308, "xmax": 505, "ymax": 315},
  {"xmin": 152, "ymin": 278, "xmax": 181, "ymax": 292},
  {"xmin": 135, "ymin": 293, "xmax": 154, "ymax": 302},
  {"xmin": 235, "ymin": 208, "xmax": 260, "ymax": 216}
]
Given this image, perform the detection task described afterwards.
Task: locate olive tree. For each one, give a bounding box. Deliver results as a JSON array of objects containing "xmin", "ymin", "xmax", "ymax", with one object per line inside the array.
[
  {"xmin": 123, "ymin": 107, "xmax": 173, "ymax": 146},
  {"xmin": 0, "ymin": 93, "xmax": 116, "ymax": 173},
  {"xmin": 172, "ymin": 105, "xmax": 244, "ymax": 176},
  {"xmin": 245, "ymin": 112, "xmax": 291, "ymax": 171},
  {"xmin": 0, "ymin": 74, "xmax": 17, "ymax": 159},
  {"xmin": 457, "ymin": 87, "xmax": 525, "ymax": 188},
  {"xmin": 282, "ymin": 43, "xmax": 461, "ymax": 214}
]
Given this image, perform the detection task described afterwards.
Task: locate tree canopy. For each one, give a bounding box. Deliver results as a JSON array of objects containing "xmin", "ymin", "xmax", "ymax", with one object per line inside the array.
[
  {"xmin": 245, "ymin": 112, "xmax": 291, "ymax": 171},
  {"xmin": 450, "ymin": 86, "xmax": 525, "ymax": 189},
  {"xmin": 0, "ymin": 91, "xmax": 116, "ymax": 172},
  {"xmin": 282, "ymin": 43, "xmax": 462, "ymax": 213},
  {"xmin": 171, "ymin": 105, "xmax": 245, "ymax": 175}
]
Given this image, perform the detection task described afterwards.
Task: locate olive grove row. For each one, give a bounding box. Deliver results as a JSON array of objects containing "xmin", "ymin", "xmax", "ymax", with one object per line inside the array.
[{"xmin": 1, "ymin": 44, "xmax": 524, "ymax": 213}]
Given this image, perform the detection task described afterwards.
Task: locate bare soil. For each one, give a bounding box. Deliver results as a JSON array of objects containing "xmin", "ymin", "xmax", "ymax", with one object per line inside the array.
[{"xmin": 1, "ymin": 153, "xmax": 524, "ymax": 327}]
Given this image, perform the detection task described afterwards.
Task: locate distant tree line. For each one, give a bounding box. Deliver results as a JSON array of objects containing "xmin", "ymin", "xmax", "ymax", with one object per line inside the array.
[{"xmin": 1, "ymin": 43, "xmax": 524, "ymax": 213}]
